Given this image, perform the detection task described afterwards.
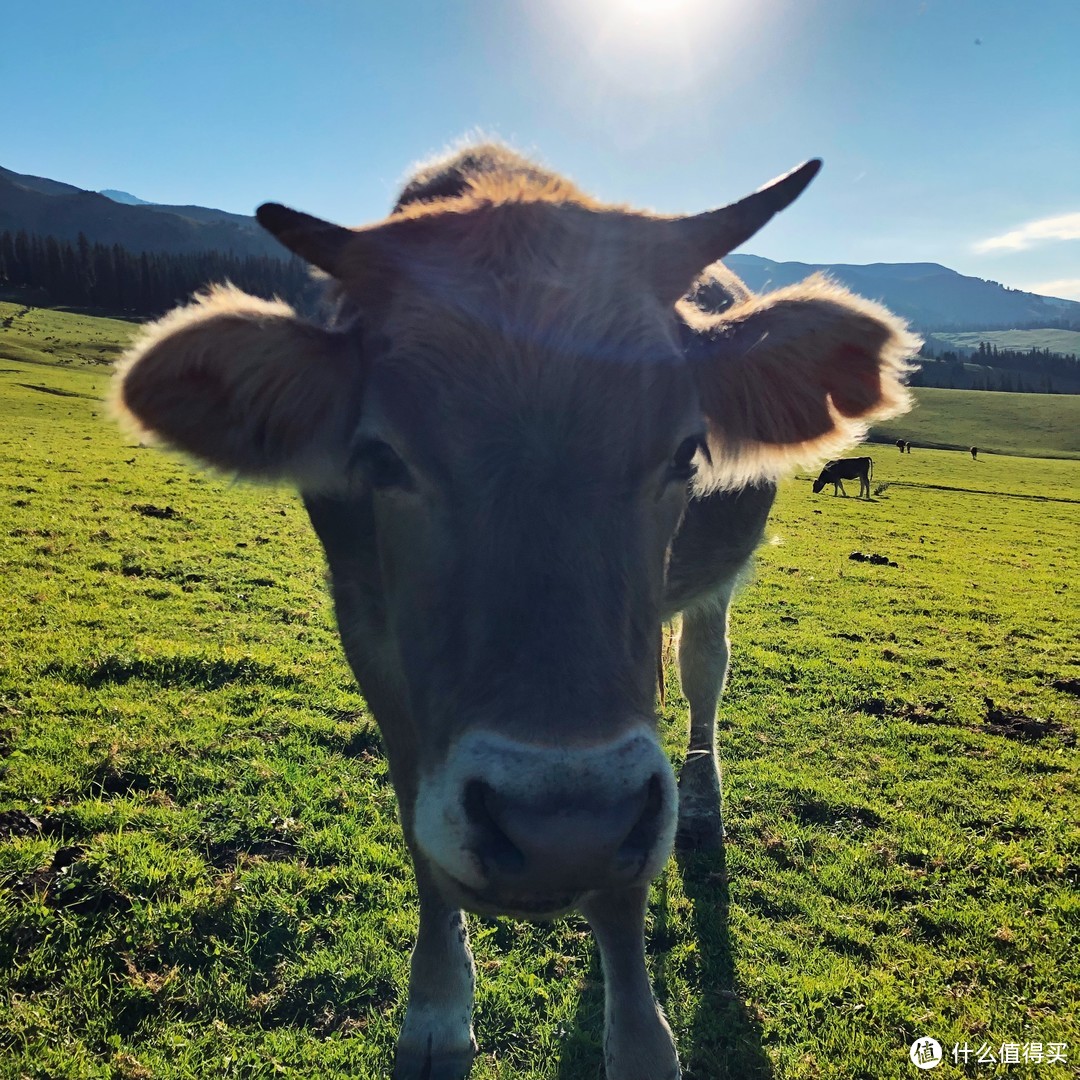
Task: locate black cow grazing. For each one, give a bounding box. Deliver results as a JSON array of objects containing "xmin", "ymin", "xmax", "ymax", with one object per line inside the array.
[
  {"xmin": 896, "ymin": 439, "xmax": 905, "ymax": 453},
  {"xmin": 970, "ymin": 446, "xmax": 979, "ymax": 459},
  {"xmin": 813, "ymin": 456, "xmax": 874, "ymax": 498}
]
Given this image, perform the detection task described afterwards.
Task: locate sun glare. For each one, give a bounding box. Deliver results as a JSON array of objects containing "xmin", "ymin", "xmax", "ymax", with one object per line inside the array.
[
  {"xmin": 533, "ymin": 0, "xmax": 755, "ymax": 149},
  {"xmin": 614, "ymin": 0, "xmax": 710, "ymax": 28},
  {"xmin": 546, "ymin": 0, "xmax": 745, "ymax": 102},
  {"xmin": 594, "ymin": 0, "xmax": 718, "ymax": 49}
]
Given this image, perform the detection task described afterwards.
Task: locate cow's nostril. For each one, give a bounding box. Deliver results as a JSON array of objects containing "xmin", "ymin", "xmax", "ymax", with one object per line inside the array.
[
  {"xmin": 616, "ymin": 773, "xmax": 665, "ymax": 874},
  {"xmin": 463, "ymin": 779, "xmax": 525, "ymax": 876}
]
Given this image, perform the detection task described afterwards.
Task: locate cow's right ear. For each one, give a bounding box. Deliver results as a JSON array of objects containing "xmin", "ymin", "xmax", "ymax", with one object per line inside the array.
[
  {"xmin": 681, "ymin": 275, "xmax": 919, "ymax": 488},
  {"xmin": 114, "ymin": 285, "xmax": 362, "ymax": 489}
]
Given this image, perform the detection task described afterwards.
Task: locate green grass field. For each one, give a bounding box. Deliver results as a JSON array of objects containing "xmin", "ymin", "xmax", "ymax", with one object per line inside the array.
[
  {"xmin": 0, "ymin": 302, "xmax": 137, "ymax": 369},
  {"xmin": 930, "ymin": 329, "xmax": 1080, "ymax": 359},
  {"xmin": 870, "ymin": 386, "xmax": 1080, "ymax": 460},
  {"xmin": 1, "ymin": 311, "xmax": 1078, "ymax": 1079}
]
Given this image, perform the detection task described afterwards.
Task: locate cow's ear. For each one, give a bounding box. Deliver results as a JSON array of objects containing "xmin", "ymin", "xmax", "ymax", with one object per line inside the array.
[
  {"xmin": 114, "ymin": 285, "xmax": 362, "ymax": 489},
  {"xmin": 682, "ymin": 274, "xmax": 919, "ymax": 487}
]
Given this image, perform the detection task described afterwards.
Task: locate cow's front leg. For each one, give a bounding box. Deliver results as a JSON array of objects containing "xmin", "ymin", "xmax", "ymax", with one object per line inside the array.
[
  {"xmin": 394, "ymin": 864, "xmax": 477, "ymax": 1080},
  {"xmin": 581, "ymin": 886, "xmax": 680, "ymax": 1080},
  {"xmin": 675, "ymin": 595, "xmax": 730, "ymax": 852}
]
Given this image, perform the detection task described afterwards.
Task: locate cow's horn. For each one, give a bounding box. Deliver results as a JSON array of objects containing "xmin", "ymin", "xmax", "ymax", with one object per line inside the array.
[
  {"xmin": 658, "ymin": 159, "xmax": 822, "ymax": 301},
  {"xmin": 256, "ymin": 203, "xmax": 354, "ymax": 277}
]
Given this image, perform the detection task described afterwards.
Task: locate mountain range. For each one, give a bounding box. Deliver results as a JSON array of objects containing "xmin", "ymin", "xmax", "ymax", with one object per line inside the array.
[
  {"xmin": 725, "ymin": 255, "xmax": 1080, "ymax": 332},
  {"xmin": 3, "ymin": 161, "xmax": 1079, "ymax": 331},
  {"xmin": 0, "ymin": 164, "xmax": 281, "ymax": 259}
]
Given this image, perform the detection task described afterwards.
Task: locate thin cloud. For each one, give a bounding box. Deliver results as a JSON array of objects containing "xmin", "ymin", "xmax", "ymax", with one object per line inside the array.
[
  {"xmin": 974, "ymin": 211, "xmax": 1080, "ymax": 254},
  {"xmin": 1025, "ymin": 278, "xmax": 1080, "ymax": 302}
]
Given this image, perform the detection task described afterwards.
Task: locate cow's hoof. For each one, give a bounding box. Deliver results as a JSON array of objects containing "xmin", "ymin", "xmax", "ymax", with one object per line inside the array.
[
  {"xmin": 394, "ymin": 1043, "xmax": 475, "ymax": 1080},
  {"xmin": 675, "ymin": 812, "xmax": 724, "ymax": 853},
  {"xmin": 606, "ymin": 1061, "xmax": 681, "ymax": 1080},
  {"xmin": 604, "ymin": 1013, "xmax": 682, "ymax": 1080}
]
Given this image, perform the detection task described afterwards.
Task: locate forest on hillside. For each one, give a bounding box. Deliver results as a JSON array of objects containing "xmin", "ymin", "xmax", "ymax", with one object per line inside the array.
[
  {"xmin": 914, "ymin": 341, "xmax": 1080, "ymax": 394},
  {"xmin": 0, "ymin": 229, "xmax": 312, "ymax": 316},
  {"xmin": 3, "ymin": 227, "xmax": 1080, "ymax": 394}
]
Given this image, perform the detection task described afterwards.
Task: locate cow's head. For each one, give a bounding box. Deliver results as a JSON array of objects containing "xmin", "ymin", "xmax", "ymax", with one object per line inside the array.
[{"xmin": 115, "ymin": 148, "xmax": 916, "ymax": 916}]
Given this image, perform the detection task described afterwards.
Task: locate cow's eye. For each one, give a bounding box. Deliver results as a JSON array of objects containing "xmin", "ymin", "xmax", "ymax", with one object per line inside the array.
[
  {"xmin": 354, "ymin": 439, "xmax": 413, "ymax": 490},
  {"xmin": 668, "ymin": 435, "xmax": 705, "ymax": 482}
]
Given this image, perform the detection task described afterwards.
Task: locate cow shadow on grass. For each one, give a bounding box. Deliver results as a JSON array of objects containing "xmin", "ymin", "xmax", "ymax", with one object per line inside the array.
[
  {"xmin": 554, "ymin": 844, "xmax": 773, "ymax": 1080},
  {"xmin": 673, "ymin": 846, "xmax": 774, "ymax": 1079}
]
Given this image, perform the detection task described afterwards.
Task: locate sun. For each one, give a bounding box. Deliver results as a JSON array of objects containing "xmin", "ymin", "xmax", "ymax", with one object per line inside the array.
[
  {"xmin": 614, "ymin": 0, "xmax": 709, "ymax": 23},
  {"xmin": 595, "ymin": 0, "xmax": 718, "ymax": 43},
  {"xmin": 557, "ymin": 0, "xmax": 726, "ymax": 98},
  {"xmin": 540, "ymin": 0, "xmax": 749, "ymax": 105}
]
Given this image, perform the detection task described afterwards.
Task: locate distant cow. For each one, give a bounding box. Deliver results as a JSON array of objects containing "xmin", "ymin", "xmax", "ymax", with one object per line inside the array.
[
  {"xmin": 904, "ymin": 441, "xmax": 912, "ymax": 453},
  {"xmin": 813, "ymin": 456, "xmax": 874, "ymax": 498},
  {"xmin": 896, "ymin": 439, "xmax": 905, "ymax": 453},
  {"xmin": 970, "ymin": 446, "xmax": 979, "ymax": 459}
]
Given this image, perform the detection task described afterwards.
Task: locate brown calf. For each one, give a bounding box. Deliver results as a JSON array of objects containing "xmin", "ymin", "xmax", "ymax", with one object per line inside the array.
[{"xmin": 115, "ymin": 144, "xmax": 916, "ymax": 1080}]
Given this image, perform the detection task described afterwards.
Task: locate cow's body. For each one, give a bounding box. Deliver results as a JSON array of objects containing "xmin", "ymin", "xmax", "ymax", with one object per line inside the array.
[
  {"xmin": 971, "ymin": 446, "xmax": 979, "ymax": 459},
  {"xmin": 115, "ymin": 145, "xmax": 916, "ymax": 1079},
  {"xmin": 813, "ymin": 455, "xmax": 874, "ymax": 498}
]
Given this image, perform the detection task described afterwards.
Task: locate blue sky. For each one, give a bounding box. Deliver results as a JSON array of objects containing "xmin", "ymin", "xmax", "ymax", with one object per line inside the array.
[{"xmin": 7, "ymin": 0, "xmax": 1079, "ymax": 298}]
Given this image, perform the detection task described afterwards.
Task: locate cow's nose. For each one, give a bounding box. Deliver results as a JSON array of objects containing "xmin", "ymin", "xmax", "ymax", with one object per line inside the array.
[
  {"xmin": 414, "ymin": 729, "xmax": 679, "ymax": 900},
  {"xmin": 462, "ymin": 772, "xmax": 667, "ymax": 892}
]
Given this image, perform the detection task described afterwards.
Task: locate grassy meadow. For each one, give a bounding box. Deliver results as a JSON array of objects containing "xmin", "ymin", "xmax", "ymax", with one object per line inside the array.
[
  {"xmin": 870, "ymin": 386, "xmax": 1080, "ymax": 460},
  {"xmin": 1, "ymin": 305, "xmax": 1078, "ymax": 1079},
  {"xmin": 0, "ymin": 302, "xmax": 136, "ymax": 368}
]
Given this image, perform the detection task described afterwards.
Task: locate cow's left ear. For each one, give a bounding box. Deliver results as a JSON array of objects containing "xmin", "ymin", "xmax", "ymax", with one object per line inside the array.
[
  {"xmin": 114, "ymin": 285, "xmax": 362, "ymax": 490},
  {"xmin": 682, "ymin": 274, "xmax": 920, "ymax": 487}
]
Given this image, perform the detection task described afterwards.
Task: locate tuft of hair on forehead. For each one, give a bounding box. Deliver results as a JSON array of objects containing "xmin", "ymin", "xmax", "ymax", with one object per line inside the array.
[
  {"xmin": 322, "ymin": 144, "xmax": 677, "ymax": 369},
  {"xmin": 392, "ymin": 142, "xmax": 606, "ymax": 218},
  {"xmin": 324, "ymin": 142, "xmax": 657, "ymax": 334}
]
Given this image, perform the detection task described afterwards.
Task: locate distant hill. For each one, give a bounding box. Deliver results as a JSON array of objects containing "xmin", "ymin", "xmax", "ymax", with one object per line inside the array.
[
  {"xmin": 912, "ymin": 330, "xmax": 1080, "ymax": 393},
  {"xmin": 869, "ymin": 386, "xmax": 1080, "ymax": 459},
  {"xmin": 99, "ymin": 189, "xmax": 151, "ymax": 206},
  {"xmin": 726, "ymin": 254, "xmax": 1080, "ymax": 332},
  {"xmin": 4, "ymin": 160, "xmax": 1080, "ymax": 334},
  {"xmin": 0, "ymin": 166, "xmax": 85, "ymax": 200},
  {"xmin": 0, "ymin": 165, "xmax": 281, "ymax": 258},
  {"xmin": 928, "ymin": 328, "xmax": 1080, "ymax": 358}
]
